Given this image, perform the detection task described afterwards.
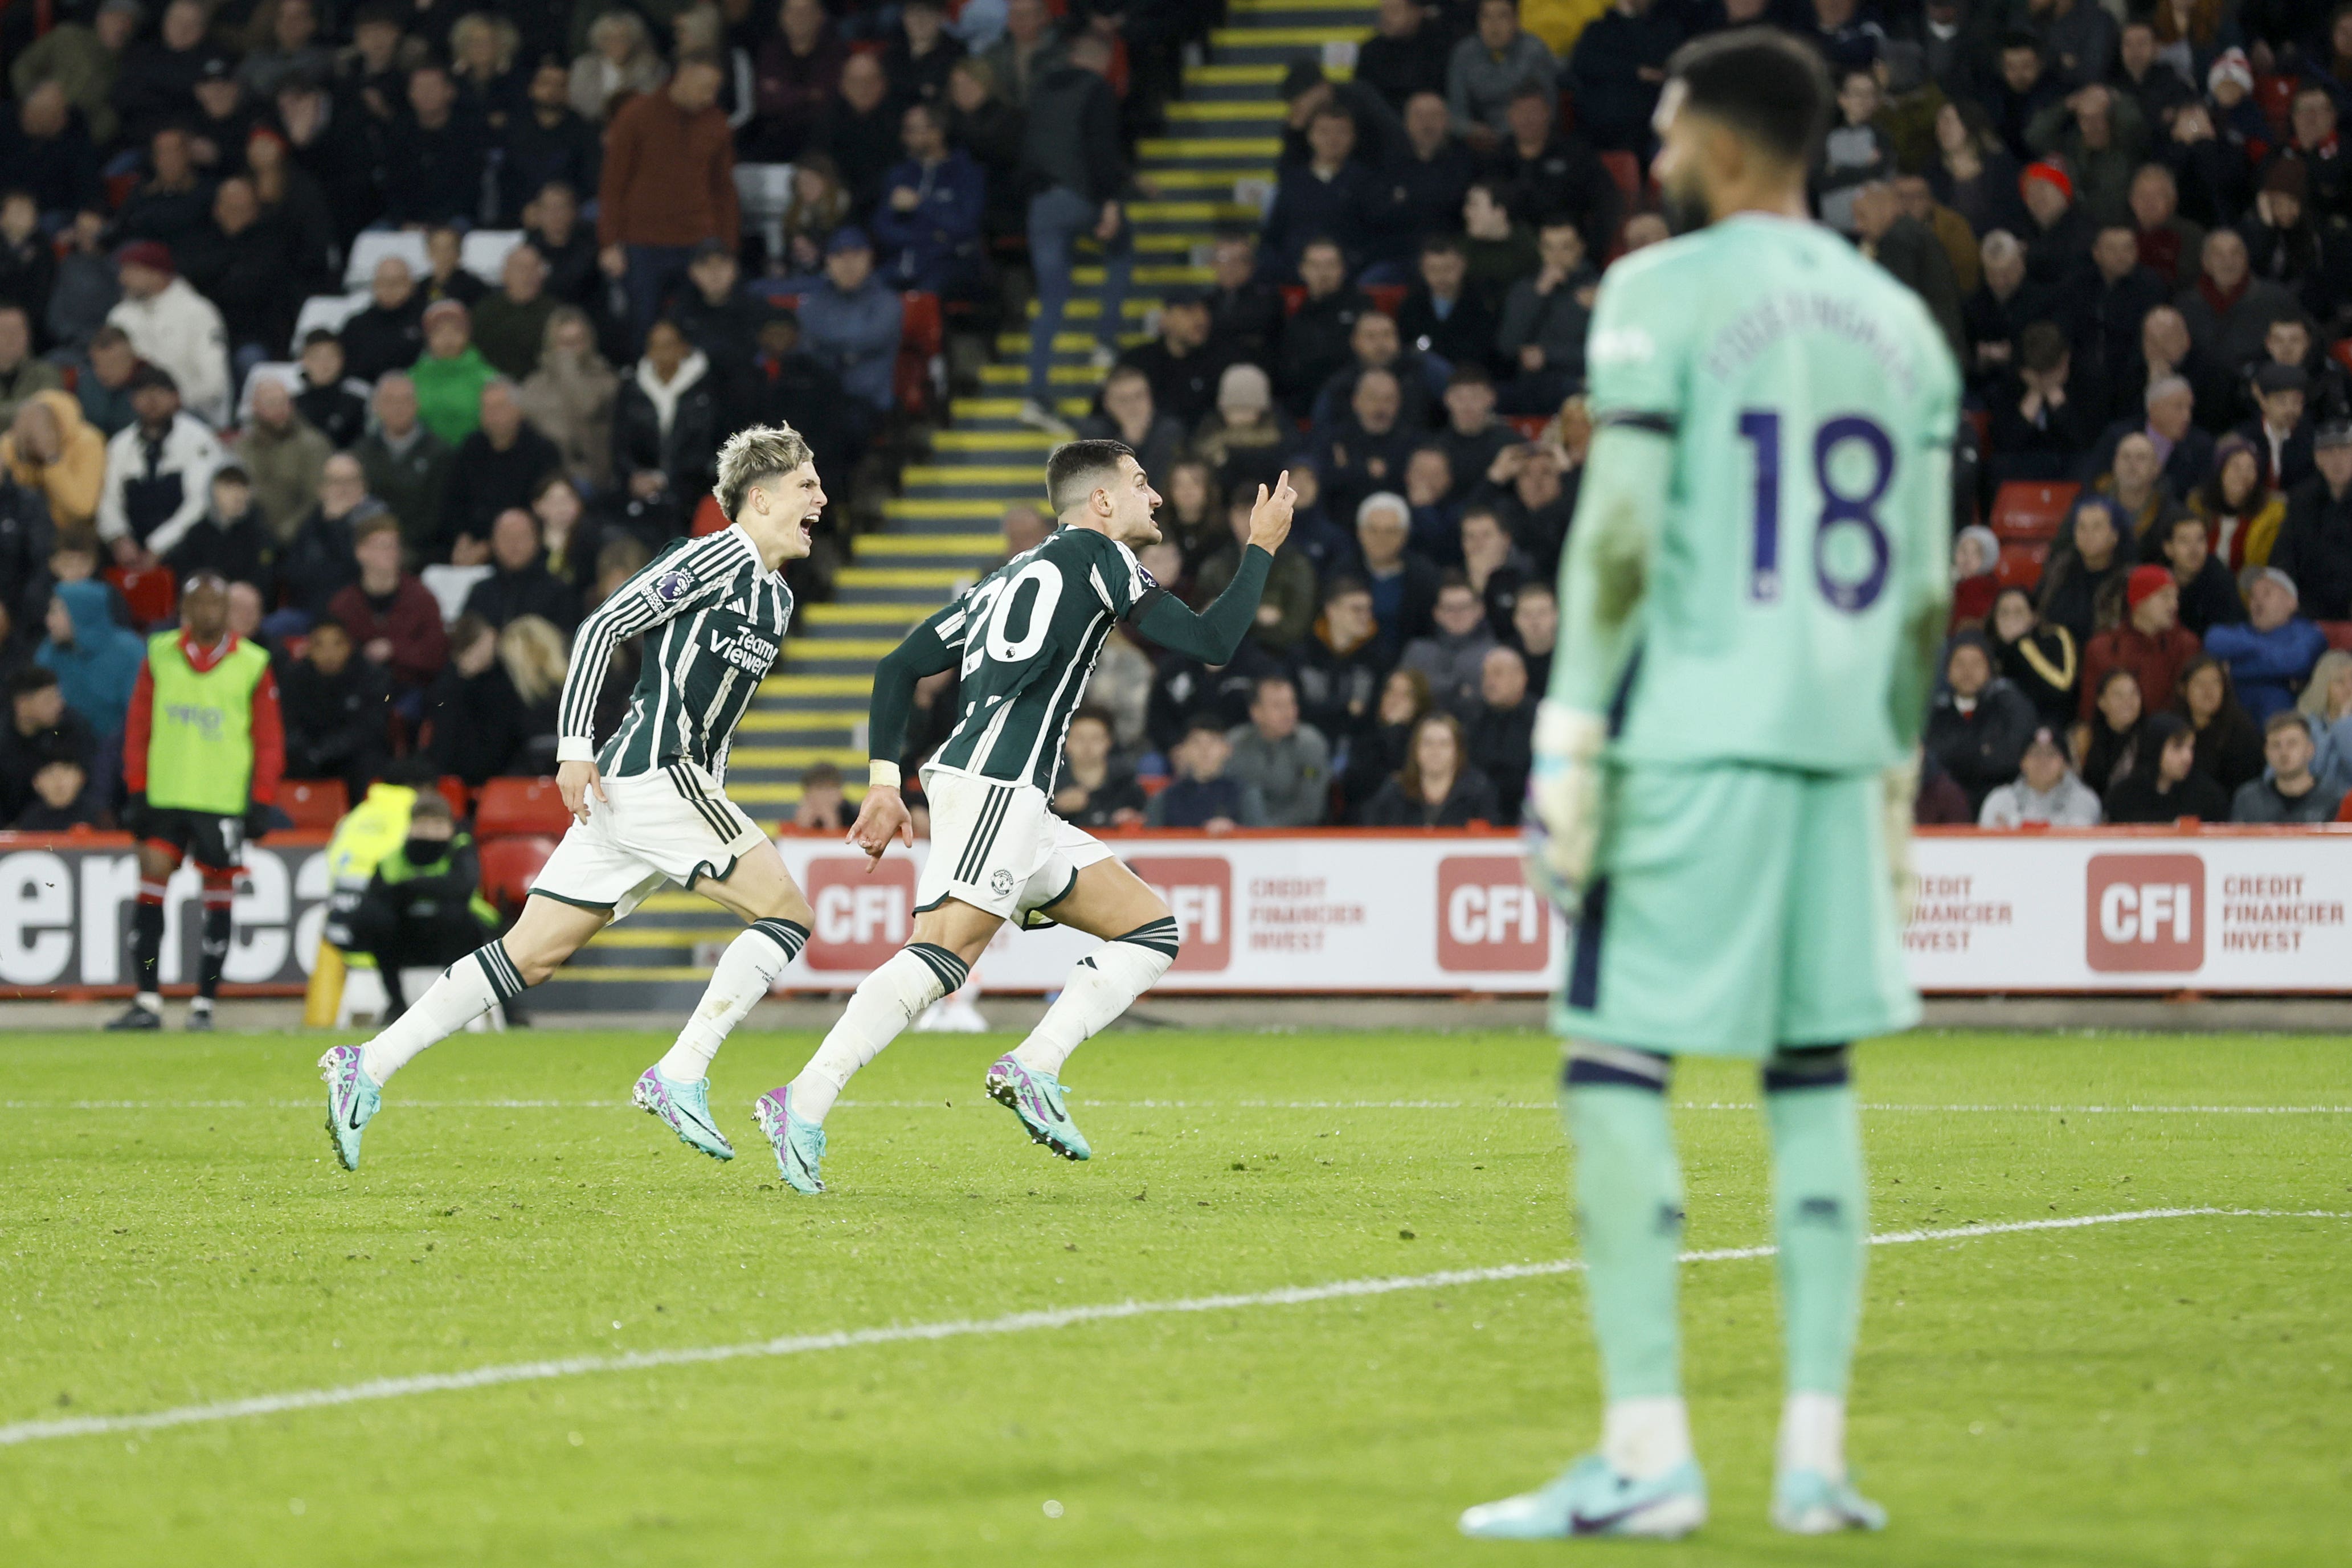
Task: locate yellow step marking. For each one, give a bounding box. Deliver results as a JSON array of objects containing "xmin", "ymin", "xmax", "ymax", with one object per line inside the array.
[
  {"xmin": 1166, "ymin": 99, "xmax": 1285, "ymax": 121},
  {"xmin": 951, "ymin": 396, "xmax": 1092, "ymax": 418},
  {"xmin": 729, "ymin": 782, "xmax": 868, "ymax": 805},
  {"xmin": 590, "ymin": 928, "xmax": 748, "ymax": 949},
  {"xmin": 801, "ymin": 601, "xmax": 928, "ymax": 624},
  {"xmin": 1209, "ymin": 26, "xmax": 1368, "ymax": 45},
  {"xmin": 979, "ymin": 362, "xmax": 1104, "ymax": 383},
  {"xmin": 903, "ymin": 464, "xmax": 1043, "ymax": 486},
  {"xmin": 1129, "ymin": 200, "xmax": 1265, "ymax": 220},
  {"xmin": 1139, "ymin": 137, "xmax": 1283, "ymax": 159},
  {"xmin": 1184, "ymin": 63, "xmax": 1351, "ymax": 85},
  {"xmin": 760, "ymin": 673, "xmax": 875, "ymax": 695},
  {"xmin": 1020, "ymin": 297, "xmax": 1158, "ymax": 318},
  {"xmin": 832, "ymin": 565, "xmax": 971, "ymax": 587},
  {"xmin": 934, "ymin": 429, "xmax": 1060, "ymax": 451},
  {"xmin": 788, "ymin": 637, "xmax": 905, "ymax": 660},
  {"xmin": 726, "ymin": 745, "xmax": 870, "ymax": 768},
  {"xmin": 735, "ymin": 710, "xmax": 863, "ymax": 732},
  {"xmin": 865, "ymin": 525, "xmax": 1003, "ymax": 547},
  {"xmin": 1142, "ymin": 169, "xmax": 1274, "ymax": 190},
  {"xmin": 1071, "ymin": 265, "xmax": 1211, "ymax": 285},
  {"xmin": 874, "ymin": 500, "xmax": 1007, "ymax": 523}
]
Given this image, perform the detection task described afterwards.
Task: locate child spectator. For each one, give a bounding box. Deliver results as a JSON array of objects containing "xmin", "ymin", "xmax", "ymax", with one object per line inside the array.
[
  {"xmin": 1987, "ymin": 587, "xmax": 2080, "ymax": 728},
  {"xmin": 1926, "ymin": 629, "xmax": 2040, "ymax": 812},
  {"xmin": 0, "ymin": 665, "xmax": 98, "ymax": 824},
  {"xmin": 1148, "ymin": 717, "xmax": 1264, "ymax": 830},
  {"xmin": 792, "ymin": 760, "xmax": 850, "ymax": 832},
  {"xmin": 278, "ymin": 618, "xmax": 388, "ymax": 803},
  {"xmin": 2104, "ymin": 711, "xmax": 2230, "ymax": 822},
  {"xmin": 166, "ymin": 462, "xmax": 275, "ymax": 589},
  {"xmin": 1979, "ymin": 724, "xmax": 2105, "ymax": 826}
]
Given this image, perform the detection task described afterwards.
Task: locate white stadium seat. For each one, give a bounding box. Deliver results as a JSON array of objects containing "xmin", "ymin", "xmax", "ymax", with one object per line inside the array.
[
  {"xmin": 461, "ymin": 229, "xmax": 525, "ymax": 284},
  {"xmin": 343, "ymin": 229, "xmax": 431, "ymax": 290}
]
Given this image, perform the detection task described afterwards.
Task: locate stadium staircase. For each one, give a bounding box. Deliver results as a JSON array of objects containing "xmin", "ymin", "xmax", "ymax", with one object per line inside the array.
[{"xmin": 545, "ymin": 0, "xmax": 1380, "ymax": 1000}]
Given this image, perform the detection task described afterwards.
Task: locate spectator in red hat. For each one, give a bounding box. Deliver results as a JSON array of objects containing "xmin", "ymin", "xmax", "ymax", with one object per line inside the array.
[
  {"xmin": 2019, "ymin": 158, "xmax": 2093, "ymax": 284},
  {"xmin": 105, "ymin": 240, "xmax": 228, "ymax": 428},
  {"xmin": 2080, "ymin": 562, "xmax": 2201, "ymax": 719}
]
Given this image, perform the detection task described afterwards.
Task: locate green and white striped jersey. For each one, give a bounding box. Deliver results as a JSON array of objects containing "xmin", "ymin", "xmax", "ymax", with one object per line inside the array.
[
  {"xmin": 923, "ymin": 525, "xmax": 1156, "ymax": 792},
  {"xmin": 556, "ymin": 525, "xmax": 793, "ymax": 784}
]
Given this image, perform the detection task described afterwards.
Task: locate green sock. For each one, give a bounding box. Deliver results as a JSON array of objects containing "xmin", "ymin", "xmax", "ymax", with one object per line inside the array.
[
  {"xmin": 1766, "ymin": 1079, "xmax": 1868, "ymax": 1396},
  {"xmin": 1564, "ymin": 1082, "xmax": 1685, "ymax": 1401}
]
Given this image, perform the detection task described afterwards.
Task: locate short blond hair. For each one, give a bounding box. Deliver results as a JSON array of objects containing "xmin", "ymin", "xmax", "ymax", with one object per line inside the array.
[{"xmin": 714, "ymin": 423, "xmax": 813, "ymax": 519}]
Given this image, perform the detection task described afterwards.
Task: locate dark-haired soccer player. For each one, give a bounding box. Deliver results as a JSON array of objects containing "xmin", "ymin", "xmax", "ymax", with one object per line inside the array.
[
  {"xmin": 320, "ymin": 425, "xmax": 826, "ymax": 1171},
  {"xmin": 1460, "ymin": 30, "xmax": 1957, "ymax": 1541},
  {"xmin": 751, "ymin": 442, "xmax": 1295, "ymax": 1193}
]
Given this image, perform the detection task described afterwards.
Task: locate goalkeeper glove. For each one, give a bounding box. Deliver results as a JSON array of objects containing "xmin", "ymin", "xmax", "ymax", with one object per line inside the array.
[
  {"xmin": 244, "ymin": 801, "xmax": 278, "ymax": 844},
  {"xmin": 1523, "ymin": 702, "xmax": 1606, "ymax": 907},
  {"xmin": 1881, "ymin": 752, "xmax": 1920, "ymax": 919},
  {"xmin": 118, "ymin": 791, "xmax": 149, "ymax": 838}
]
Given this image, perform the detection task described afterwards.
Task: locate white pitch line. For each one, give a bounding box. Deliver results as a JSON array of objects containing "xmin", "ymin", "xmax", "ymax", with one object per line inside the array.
[
  {"xmin": 1, "ymin": 1207, "xmax": 2338, "ymax": 1451},
  {"xmin": 6, "ymin": 1099, "xmax": 2352, "ymax": 1114}
]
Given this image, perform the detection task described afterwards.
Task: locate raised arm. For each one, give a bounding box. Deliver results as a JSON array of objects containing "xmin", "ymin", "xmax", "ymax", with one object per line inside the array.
[{"xmin": 1129, "ymin": 471, "xmax": 1295, "ymax": 662}]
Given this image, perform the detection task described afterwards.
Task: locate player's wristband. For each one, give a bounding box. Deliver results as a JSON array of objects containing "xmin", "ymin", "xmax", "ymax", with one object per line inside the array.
[
  {"xmin": 555, "ymin": 736, "xmax": 596, "ymax": 764},
  {"xmin": 868, "ymin": 760, "xmax": 902, "ymax": 791}
]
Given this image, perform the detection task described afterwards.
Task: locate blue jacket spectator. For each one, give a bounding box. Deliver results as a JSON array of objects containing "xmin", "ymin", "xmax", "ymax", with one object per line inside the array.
[
  {"xmin": 1263, "ymin": 107, "xmax": 1381, "ymax": 271},
  {"xmin": 2204, "ymin": 568, "xmax": 2329, "ymax": 722},
  {"xmin": 797, "ymin": 227, "xmax": 903, "ymax": 415},
  {"xmin": 37, "ymin": 579, "xmax": 144, "ymax": 741},
  {"xmin": 869, "ymin": 106, "xmax": 986, "ymax": 294}
]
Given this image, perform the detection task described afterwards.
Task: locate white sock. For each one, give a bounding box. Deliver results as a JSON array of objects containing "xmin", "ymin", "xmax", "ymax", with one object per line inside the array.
[
  {"xmin": 1777, "ymin": 1391, "xmax": 1846, "ymax": 1481},
  {"xmin": 1602, "ymin": 1395, "xmax": 1694, "ymax": 1481},
  {"xmin": 788, "ymin": 943, "xmax": 966, "ymax": 1123},
  {"xmin": 1011, "ymin": 918, "xmax": 1179, "ymax": 1077},
  {"xmin": 136, "ymin": 991, "xmax": 162, "ymax": 1012},
  {"xmin": 359, "ymin": 941, "xmax": 520, "ymax": 1085},
  {"xmin": 656, "ymin": 918, "xmax": 807, "ymax": 1081}
]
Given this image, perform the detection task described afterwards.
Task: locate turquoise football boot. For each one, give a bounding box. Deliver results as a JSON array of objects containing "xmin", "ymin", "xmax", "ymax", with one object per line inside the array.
[
  {"xmin": 1772, "ymin": 1469, "xmax": 1886, "ymax": 1534},
  {"xmin": 752, "ymin": 1085, "xmax": 825, "ymax": 1193},
  {"xmin": 1459, "ymin": 1455, "xmax": 1708, "ymax": 1540},
  {"xmin": 633, "ymin": 1066, "xmax": 735, "ymax": 1160},
  {"xmin": 984, "ymin": 1054, "xmax": 1090, "ymax": 1161},
  {"xmin": 318, "ymin": 1044, "xmax": 381, "ymax": 1172}
]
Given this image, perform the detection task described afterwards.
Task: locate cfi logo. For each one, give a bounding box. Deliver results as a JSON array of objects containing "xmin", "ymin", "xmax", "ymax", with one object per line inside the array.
[
  {"xmin": 1436, "ymin": 857, "xmax": 1551, "ymax": 971},
  {"xmin": 2085, "ymin": 854, "xmax": 2204, "ymax": 973}
]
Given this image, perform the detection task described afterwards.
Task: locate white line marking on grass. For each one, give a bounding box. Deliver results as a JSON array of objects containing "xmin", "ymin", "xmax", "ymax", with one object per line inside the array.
[
  {"xmin": 9, "ymin": 1099, "xmax": 2352, "ymax": 1114},
  {"xmin": 2, "ymin": 1207, "xmax": 2339, "ymax": 1450}
]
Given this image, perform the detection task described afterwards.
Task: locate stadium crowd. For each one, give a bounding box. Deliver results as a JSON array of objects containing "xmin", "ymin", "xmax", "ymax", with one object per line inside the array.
[
  {"xmin": 961, "ymin": 0, "xmax": 2352, "ymax": 832},
  {"xmin": 0, "ymin": 0, "xmax": 1214, "ymax": 835},
  {"xmin": 1, "ymin": 0, "xmax": 2350, "ymax": 841}
]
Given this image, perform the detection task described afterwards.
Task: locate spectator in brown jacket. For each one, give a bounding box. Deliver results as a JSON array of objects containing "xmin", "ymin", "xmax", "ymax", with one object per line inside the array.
[
  {"xmin": 328, "ymin": 512, "xmax": 449, "ymax": 707},
  {"xmin": 2081, "ymin": 564, "xmax": 2200, "ymax": 720},
  {"xmin": 596, "ymin": 53, "xmax": 737, "ymax": 338}
]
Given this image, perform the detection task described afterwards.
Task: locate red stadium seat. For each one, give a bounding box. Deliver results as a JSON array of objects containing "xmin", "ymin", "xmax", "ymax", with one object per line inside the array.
[
  {"xmin": 474, "ymin": 777, "xmax": 573, "ymax": 837},
  {"xmin": 894, "ymin": 290, "xmax": 942, "ymax": 416},
  {"xmin": 478, "ymin": 835, "xmax": 557, "ymax": 908},
  {"xmin": 1365, "ymin": 284, "xmax": 1406, "ymax": 316},
  {"xmin": 1995, "ymin": 541, "xmax": 2048, "ymax": 589},
  {"xmin": 277, "ymin": 779, "xmax": 349, "ymax": 830},
  {"xmin": 2333, "ymin": 337, "xmax": 2352, "ymax": 376},
  {"xmin": 1600, "ymin": 151, "xmax": 1642, "ymax": 200},
  {"xmin": 2257, "ymin": 73, "xmax": 2299, "ymax": 137},
  {"xmin": 690, "ymin": 493, "xmax": 730, "ymax": 536},
  {"xmin": 2320, "ymin": 620, "xmax": 2352, "ymax": 652},
  {"xmin": 1279, "ymin": 284, "xmax": 1304, "ymax": 316},
  {"xmin": 104, "ymin": 565, "xmax": 177, "ymax": 627},
  {"xmin": 1990, "ymin": 480, "xmax": 2078, "ymax": 543},
  {"xmin": 436, "ymin": 775, "xmax": 471, "ymax": 820}
]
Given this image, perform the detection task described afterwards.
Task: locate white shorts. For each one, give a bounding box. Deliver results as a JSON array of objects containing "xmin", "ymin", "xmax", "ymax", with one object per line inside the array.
[
  {"xmin": 916, "ymin": 764, "xmax": 1111, "ymax": 924},
  {"xmin": 530, "ymin": 762, "xmax": 770, "ymax": 922}
]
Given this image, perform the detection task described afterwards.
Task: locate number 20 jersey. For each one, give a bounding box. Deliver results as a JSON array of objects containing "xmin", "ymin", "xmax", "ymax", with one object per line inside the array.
[
  {"xmin": 1584, "ymin": 212, "xmax": 1961, "ymax": 776},
  {"xmin": 922, "ymin": 525, "xmax": 1153, "ymax": 792}
]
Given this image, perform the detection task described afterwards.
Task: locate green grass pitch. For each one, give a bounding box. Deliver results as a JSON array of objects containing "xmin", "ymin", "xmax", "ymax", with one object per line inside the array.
[{"xmin": 2, "ymin": 1026, "xmax": 2347, "ymax": 1566}]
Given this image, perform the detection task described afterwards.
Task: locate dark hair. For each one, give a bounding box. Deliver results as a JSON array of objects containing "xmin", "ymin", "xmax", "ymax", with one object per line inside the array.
[
  {"xmin": 1045, "ymin": 439, "xmax": 1136, "ymax": 513},
  {"xmin": 1069, "ymin": 705, "xmax": 1115, "ymax": 734},
  {"xmin": 803, "ymin": 760, "xmax": 843, "ymax": 788},
  {"xmin": 1398, "ymin": 710, "xmax": 1466, "ymax": 799},
  {"xmin": 407, "ymin": 790, "xmax": 453, "ymax": 822},
  {"xmin": 1664, "ymin": 27, "xmax": 1833, "ymax": 168},
  {"xmin": 2019, "ymin": 321, "xmax": 2069, "ymax": 373},
  {"xmin": 1251, "ymin": 674, "xmax": 1296, "ymax": 702},
  {"xmin": 50, "ymin": 527, "xmax": 100, "ymax": 559},
  {"xmin": 1183, "ymin": 714, "xmax": 1229, "ymax": 741},
  {"xmin": 1420, "ymin": 234, "xmax": 1465, "ymax": 259},
  {"xmin": 8, "ymin": 665, "xmax": 59, "ymax": 698},
  {"xmin": 2265, "ymin": 708, "xmax": 2318, "ymax": 739},
  {"xmin": 449, "ymin": 611, "xmax": 494, "ymax": 653},
  {"xmin": 1323, "ymin": 573, "xmax": 1371, "ymax": 604},
  {"xmin": 1437, "ymin": 570, "xmax": 1475, "ymax": 596}
]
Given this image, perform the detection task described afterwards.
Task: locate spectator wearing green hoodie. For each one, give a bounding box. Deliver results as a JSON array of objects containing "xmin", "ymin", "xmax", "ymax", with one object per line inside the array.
[
  {"xmin": 36, "ymin": 578, "xmax": 145, "ymax": 740},
  {"xmin": 410, "ymin": 299, "xmax": 498, "ymax": 449}
]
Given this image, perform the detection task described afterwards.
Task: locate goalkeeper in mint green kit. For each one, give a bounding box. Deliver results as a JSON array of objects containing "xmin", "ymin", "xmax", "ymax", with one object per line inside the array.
[{"xmin": 1459, "ymin": 30, "xmax": 1956, "ymax": 1544}]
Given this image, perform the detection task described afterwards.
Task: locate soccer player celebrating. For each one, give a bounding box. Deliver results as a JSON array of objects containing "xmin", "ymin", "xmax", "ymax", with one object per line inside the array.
[
  {"xmin": 320, "ymin": 425, "xmax": 825, "ymax": 1170},
  {"xmin": 1459, "ymin": 32, "xmax": 1956, "ymax": 1542},
  {"xmin": 751, "ymin": 441, "xmax": 1294, "ymax": 1193},
  {"xmin": 109, "ymin": 571, "xmax": 285, "ymax": 1032}
]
